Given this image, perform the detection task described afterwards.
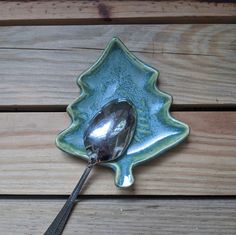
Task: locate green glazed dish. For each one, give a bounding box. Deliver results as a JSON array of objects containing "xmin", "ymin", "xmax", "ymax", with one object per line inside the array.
[{"xmin": 56, "ymin": 37, "xmax": 189, "ymax": 188}]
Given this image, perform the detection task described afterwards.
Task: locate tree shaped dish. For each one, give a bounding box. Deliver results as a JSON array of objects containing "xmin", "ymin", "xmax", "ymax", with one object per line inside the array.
[{"xmin": 56, "ymin": 38, "xmax": 189, "ymax": 188}]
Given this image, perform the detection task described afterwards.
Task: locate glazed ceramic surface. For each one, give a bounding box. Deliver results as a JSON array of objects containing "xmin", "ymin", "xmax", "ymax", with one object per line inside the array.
[{"xmin": 56, "ymin": 38, "xmax": 189, "ymax": 188}]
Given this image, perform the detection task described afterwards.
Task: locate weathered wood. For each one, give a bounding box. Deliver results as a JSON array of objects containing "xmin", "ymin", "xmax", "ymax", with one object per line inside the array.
[
  {"xmin": 1, "ymin": 198, "xmax": 236, "ymax": 234},
  {"xmin": 0, "ymin": 112, "xmax": 235, "ymax": 195},
  {"xmin": 0, "ymin": 0, "xmax": 235, "ymax": 25},
  {"xmin": 1, "ymin": 24, "xmax": 235, "ymax": 56},
  {"xmin": 0, "ymin": 25, "xmax": 235, "ymax": 106}
]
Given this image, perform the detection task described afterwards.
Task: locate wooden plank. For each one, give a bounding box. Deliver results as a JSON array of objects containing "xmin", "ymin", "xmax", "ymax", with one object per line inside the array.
[
  {"xmin": 0, "ymin": 0, "xmax": 235, "ymax": 25},
  {"xmin": 0, "ymin": 25, "xmax": 235, "ymax": 106},
  {"xmin": 1, "ymin": 198, "xmax": 236, "ymax": 234},
  {"xmin": 0, "ymin": 112, "xmax": 235, "ymax": 195},
  {"xmin": 1, "ymin": 24, "xmax": 235, "ymax": 56}
]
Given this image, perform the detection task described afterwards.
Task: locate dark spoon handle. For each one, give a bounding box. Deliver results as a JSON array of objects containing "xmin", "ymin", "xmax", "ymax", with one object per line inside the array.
[{"xmin": 44, "ymin": 164, "xmax": 93, "ymax": 235}]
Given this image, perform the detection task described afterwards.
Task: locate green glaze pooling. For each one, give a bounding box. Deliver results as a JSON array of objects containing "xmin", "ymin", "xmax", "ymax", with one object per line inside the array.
[{"xmin": 56, "ymin": 38, "xmax": 189, "ymax": 188}]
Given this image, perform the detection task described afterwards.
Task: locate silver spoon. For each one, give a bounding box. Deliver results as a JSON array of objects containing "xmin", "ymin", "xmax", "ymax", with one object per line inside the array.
[{"xmin": 45, "ymin": 99, "xmax": 136, "ymax": 235}]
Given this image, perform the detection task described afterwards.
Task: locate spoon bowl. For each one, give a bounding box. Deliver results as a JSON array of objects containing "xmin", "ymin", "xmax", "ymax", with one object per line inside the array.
[{"xmin": 84, "ymin": 99, "xmax": 136, "ymax": 163}]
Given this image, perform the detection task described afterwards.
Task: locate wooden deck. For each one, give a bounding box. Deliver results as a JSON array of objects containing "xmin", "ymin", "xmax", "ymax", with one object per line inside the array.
[{"xmin": 0, "ymin": 1, "xmax": 236, "ymax": 234}]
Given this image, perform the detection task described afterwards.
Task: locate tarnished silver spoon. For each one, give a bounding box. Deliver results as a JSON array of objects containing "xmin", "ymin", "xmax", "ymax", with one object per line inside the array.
[{"xmin": 45, "ymin": 99, "xmax": 136, "ymax": 235}]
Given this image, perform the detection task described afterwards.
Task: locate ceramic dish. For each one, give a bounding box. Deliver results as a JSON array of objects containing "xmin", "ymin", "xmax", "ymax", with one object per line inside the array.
[{"xmin": 56, "ymin": 38, "xmax": 189, "ymax": 188}]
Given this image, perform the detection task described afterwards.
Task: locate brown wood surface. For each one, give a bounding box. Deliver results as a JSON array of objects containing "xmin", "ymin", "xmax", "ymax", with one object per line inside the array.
[
  {"xmin": 0, "ymin": 25, "xmax": 235, "ymax": 107},
  {"xmin": 0, "ymin": 198, "xmax": 235, "ymax": 235},
  {"xmin": 0, "ymin": 1, "xmax": 235, "ymax": 233},
  {"xmin": 0, "ymin": 0, "xmax": 235, "ymax": 25},
  {"xmin": 0, "ymin": 111, "xmax": 235, "ymax": 195}
]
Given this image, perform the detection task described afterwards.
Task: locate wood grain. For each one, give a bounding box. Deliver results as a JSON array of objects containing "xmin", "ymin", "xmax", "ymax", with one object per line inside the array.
[
  {"xmin": 0, "ymin": 1, "xmax": 235, "ymax": 233},
  {"xmin": 0, "ymin": 112, "xmax": 235, "ymax": 195},
  {"xmin": 0, "ymin": 0, "xmax": 235, "ymax": 25},
  {"xmin": 0, "ymin": 25, "xmax": 235, "ymax": 106},
  {"xmin": 1, "ymin": 198, "xmax": 235, "ymax": 234}
]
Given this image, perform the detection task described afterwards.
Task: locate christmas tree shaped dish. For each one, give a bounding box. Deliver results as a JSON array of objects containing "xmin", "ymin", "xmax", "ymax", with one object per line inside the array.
[{"xmin": 56, "ymin": 37, "xmax": 189, "ymax": 188}]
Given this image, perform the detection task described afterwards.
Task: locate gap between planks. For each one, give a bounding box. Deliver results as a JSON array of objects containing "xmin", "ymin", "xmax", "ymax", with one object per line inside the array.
[
  {"xmin": 0, "ymin": 0, "xmax": 235, "ymax": 25},
  {"xmin": 0, "ymin": 111, "xmax": 235, "ymax": 196},
  {"xmin": 1, "ymin": 194, "xmax": 236, "ymax": 200},
  {"xmin": 0, "ymin": 104, "xmax": 236, "ymax": 112}
]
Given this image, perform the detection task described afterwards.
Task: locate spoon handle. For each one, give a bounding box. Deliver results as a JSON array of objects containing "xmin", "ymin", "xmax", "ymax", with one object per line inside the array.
[{"xmin": 44, "ymin": 164, "xmax": 93, "ymax": 235}]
